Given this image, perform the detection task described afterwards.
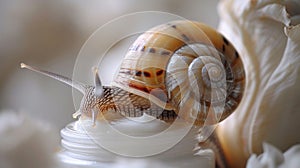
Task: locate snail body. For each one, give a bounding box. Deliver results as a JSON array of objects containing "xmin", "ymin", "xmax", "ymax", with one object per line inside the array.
[{"xmin": 21, "ymin": 20, "xmax": 245, "ymax": 126}]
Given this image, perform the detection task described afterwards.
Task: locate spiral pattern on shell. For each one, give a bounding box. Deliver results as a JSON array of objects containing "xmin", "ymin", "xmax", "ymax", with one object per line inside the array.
[{"xmin": 113, "ymin": 20, "xmax": 245, "ymax": 125}]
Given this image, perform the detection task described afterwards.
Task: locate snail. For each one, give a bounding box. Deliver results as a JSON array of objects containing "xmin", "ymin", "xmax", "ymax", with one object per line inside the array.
[{"xmin": 21, "ymin": 20, "xmax": 245, "ymax": 126}]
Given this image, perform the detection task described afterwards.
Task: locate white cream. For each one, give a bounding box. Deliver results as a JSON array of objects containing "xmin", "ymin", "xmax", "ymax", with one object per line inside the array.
[{"xmin": 59, "ymin": 113, "xmax": 215, "ymax": 168}]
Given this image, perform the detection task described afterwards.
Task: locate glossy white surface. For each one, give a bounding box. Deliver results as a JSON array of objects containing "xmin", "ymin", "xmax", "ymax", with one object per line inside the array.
[{"xmin": 58, "ymin": 115, "xmax": 215, "ymax": 168}]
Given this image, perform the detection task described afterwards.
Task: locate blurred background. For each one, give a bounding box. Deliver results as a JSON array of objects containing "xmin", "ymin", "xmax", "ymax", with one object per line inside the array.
[{"xmin": 0, "ymin": 0, "xmax": 219, "ymax": 129}]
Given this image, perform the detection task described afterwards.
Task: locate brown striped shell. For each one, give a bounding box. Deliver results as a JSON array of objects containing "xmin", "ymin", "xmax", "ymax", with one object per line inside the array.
[{"xmin": 112, "ymin": 20, "xmax": 245, "ymax": 125}]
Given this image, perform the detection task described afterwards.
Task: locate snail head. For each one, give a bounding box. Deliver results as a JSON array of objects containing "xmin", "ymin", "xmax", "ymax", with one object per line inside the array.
[{"xmin": 20, "ymin": 63, "xmax": 105, "ymax": 123}]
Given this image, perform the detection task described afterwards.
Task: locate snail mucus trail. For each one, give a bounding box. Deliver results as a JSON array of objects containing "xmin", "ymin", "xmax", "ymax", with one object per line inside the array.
[{"xmin": 20, "ymin": 20, "xmax": 245, "ymax": 126}]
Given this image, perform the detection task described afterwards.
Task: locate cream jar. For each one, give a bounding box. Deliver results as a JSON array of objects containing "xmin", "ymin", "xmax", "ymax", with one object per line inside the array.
[{"xmin": 57, "ymin": 113, "xmax": 215, "ymax": 168}]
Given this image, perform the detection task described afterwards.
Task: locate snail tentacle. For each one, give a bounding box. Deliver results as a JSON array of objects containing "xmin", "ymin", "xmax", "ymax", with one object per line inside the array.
[
  {"xmin": 20, "ymin": 63, "xmax": 87, "ymax": 94},
  {"xmin": 94, "ymin": 68, "xmax": 104, "ymax": 98}
]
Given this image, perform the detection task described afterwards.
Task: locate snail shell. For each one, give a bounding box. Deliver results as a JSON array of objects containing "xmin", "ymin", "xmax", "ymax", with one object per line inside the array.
[{"xmin": 112, "ymin": 20, "xmax": 245, "ymax": 125}]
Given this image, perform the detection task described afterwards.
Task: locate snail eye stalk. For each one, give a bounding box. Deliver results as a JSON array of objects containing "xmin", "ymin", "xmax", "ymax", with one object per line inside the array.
[{"xmin": 94, "ymin": 68, "xmax": 104, "ymax": 98}]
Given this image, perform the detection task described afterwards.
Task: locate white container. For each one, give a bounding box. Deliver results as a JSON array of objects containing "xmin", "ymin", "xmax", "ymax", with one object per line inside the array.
[{"xmin": 57, "ymin": 114, "xmax": 215, "ymax": 168}]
